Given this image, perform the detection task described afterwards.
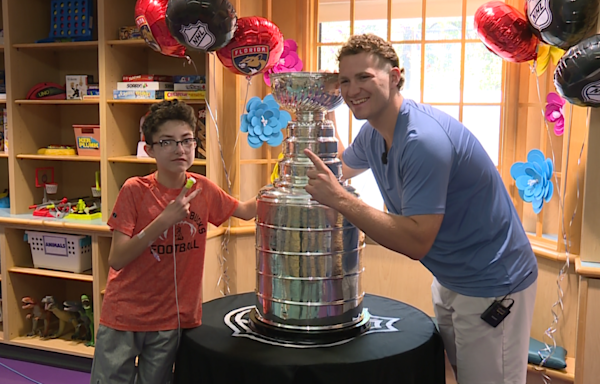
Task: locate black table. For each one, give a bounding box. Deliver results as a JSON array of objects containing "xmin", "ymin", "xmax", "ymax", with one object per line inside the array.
[{"xmin": 174, "ymin": 293, "xmax": 446, "ymax": 384}]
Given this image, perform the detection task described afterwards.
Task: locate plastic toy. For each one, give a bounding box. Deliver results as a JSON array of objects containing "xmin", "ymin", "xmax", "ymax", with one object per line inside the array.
[
  {"xmin": 42, "ymin": 296, "xmax": 78, "ymax": 339},
  {"xmin": 82, "ymin": 294, "xmax": 94, "ymax": 346},
  {"xmin": 37, "ymin": 145, "xmax": 77, "ymax": 156},
  {"xmin": 21, "ymin": 297, "xmax": 50, "ymax": 337},
  {"xmin": 63, "ymin": 299, "xmax": 91, "ymax": 342},
  {"xmin": 37, "ymin": 0, "xmax": 94, "ymax": 43}
]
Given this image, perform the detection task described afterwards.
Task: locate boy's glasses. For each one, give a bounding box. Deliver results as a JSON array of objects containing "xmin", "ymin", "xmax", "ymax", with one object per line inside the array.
[{"xmin": 150, "ymin": 138, "xmax": 198, "ymax": 151}]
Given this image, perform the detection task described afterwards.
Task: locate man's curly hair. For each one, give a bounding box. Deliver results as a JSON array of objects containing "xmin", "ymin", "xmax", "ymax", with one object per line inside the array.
[
  {"xmin": 337, "ymin": 34, "xmax": 405, "ymax": 90},
  {"xmin": 142, "ymin": 99, "xmax": 197, "ymax": 144}
]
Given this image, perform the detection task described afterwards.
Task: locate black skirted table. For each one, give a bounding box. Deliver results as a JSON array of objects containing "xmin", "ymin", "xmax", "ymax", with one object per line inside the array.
[{"xmin": 174, "ymin": 293, "xmax": 446, "ymax": 384}]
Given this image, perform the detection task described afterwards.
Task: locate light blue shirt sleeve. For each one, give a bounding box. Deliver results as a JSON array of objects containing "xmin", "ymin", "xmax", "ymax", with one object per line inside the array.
[
  {"xmin": 400, "ymin": 127, "xmax": 454, "ymax": 217},
  {"xmin": 342, "ymin": 123, "xmax": 371, "ymax": 170}
]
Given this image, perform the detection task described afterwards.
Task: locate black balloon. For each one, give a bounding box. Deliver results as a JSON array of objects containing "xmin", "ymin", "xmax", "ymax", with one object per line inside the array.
[
  {"xmin": 166, "ymin": 0, "xmax": 237, "ymax": 52},
  {"xmin": 554, "ymin": 34, "xmax": 600, "ymax": 107},
  {"xmin": 525, "ymin": 0, "xmax": 599, "ymax": 49}
]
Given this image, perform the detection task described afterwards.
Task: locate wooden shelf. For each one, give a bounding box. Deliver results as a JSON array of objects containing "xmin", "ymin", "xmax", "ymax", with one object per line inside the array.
[
  {"xmin": 12, "ymin": 41, "xmax": 98, "ymax": 51},
  {"xmin": 100, "ymin": 289, "xmax": 105, "ymax": 295},
  {"xmin": 106, "ymin": 39, "xmax": 146, "ymax": 47},
  {"xmin": 0, "ymin": 209, "xmax": 109, "ymax": 232},
  {"xmin": 108, "ymin": 99, "xmax": 206, "ymax": 105},
  {"xmin": 10, "ymin": 335, "xmax": 94, "ymax": 358},
  {"xmin": 16, "ymin": 154, "xmax": 100, "ymax": 162},
  {"xmin": 0, "ymin": 151, "xmax": 7, "ymax": 158},
  {"xmin": 527, "ymin": 357, "xmax": 575, "ymax": 382},
  {"xmin": 8, "ymin": 267, "xmax": 93, "ymax": 282},
  {"xmin": 108, "ymin": 155, "xmax": 207, "ymax": 166},
  {"xmin": 15, "ymin": 99, "xmax": 99, "ymax": 105}
]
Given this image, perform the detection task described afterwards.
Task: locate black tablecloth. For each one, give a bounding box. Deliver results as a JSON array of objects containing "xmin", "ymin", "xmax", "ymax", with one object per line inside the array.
[{"xmin": 174, "ymin": 293, "xmax": 446, "ymax": 384}]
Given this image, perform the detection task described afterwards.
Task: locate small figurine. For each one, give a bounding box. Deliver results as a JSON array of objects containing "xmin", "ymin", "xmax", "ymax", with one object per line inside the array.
[
  {"xmin": 82, "ymin": 294, "xmax": 94, "ymax": 347},
  {"xmin": 21, "ymin": 297, "xmax": 49, "ymax": 337},
  {"xmin": 63, "ymin": 300, "xmax": 90, "ymax": 342},
  {"xmin": 42, "ymin": 296, "xmax": 78, "ymax": 339}
]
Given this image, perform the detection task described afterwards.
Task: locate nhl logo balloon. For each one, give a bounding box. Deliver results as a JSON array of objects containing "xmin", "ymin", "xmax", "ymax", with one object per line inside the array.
[
  {"xmin": 166, "ymin": 0, "xmax": 237, "ymax": 53},
  {"xmin": 525, "ymin": 0, "xmax": 599, "ymax": 50},
  {"xmin": 555, "ymin": 34, "xmax": 600, "ymax": 108},
  {"xmin": 216, "ymin": 16, "xmax": 284, "ymax": 77}
]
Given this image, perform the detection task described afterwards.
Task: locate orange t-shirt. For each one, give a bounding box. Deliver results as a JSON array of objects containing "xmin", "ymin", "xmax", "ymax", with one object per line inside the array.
[{"xmin": 100, "ymin": 172, "xmax": 238, "ymax": 332}]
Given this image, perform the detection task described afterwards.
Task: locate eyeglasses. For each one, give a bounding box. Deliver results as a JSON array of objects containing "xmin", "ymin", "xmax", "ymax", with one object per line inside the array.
[{"xmin": 150, "ymin": 138, "xmax": 198, "ymax": 150}]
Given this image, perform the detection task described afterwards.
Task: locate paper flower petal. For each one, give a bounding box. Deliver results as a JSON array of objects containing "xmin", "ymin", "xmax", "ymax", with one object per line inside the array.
[
  {"xmin": 511, "ymin": 149, "xmax": 554, "ymax": 214},
  {"xmin": 241, "ymin": 93, "xmax": 290, "ymax": 147},
  {"xmin": 246, "ymin": 97, "xmax": 261, "ymax": 112}
]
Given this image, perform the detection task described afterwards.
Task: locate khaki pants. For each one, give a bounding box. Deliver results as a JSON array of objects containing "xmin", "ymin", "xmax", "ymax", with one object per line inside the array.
[
  {"xmin": 90, "ymin": 324, "xmax": 180, "ymax": 384},
  {"xmin": 432, "ymin": 278, "xmax": 537, "ymax": 384}
]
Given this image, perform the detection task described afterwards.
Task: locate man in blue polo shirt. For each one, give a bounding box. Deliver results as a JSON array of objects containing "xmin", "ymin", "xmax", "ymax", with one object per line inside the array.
[{"xmin": 304, "ymin": 34, "xmax": 538, "ymax": 384}]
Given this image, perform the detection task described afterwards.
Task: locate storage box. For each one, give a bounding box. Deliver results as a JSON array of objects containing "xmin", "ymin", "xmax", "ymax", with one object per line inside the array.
[
  {"xmin": 73, "ymin": 124, "xmax": 100, "ymax": 156},
  {"xmin": 25, "ymin": 231, "xmax": 92, "ymax": 273}
]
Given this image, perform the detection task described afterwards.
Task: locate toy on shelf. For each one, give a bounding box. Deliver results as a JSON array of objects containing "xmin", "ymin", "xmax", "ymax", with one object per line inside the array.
[
  {"xmin": 37, "ymin": 145, "xmax": 77, "ymax": 156},
  {"xmin": 65, "ymin": 172, "xmax": 102, "ymax": 220},
  {"xmin": 22, "ymin": 297, "xmax": 50, "ymax": 338},
  {"xmin": 42, "ymin": 296, "xmax": 78, "ymax": 339},
  {"xmin": 29, "ymin": 167, "xmax": 72, "ymax": 218},
  {"xmin": 63, "ymin": 299, "xmax": 91, "ymax": 343},
  {"xmin": 26, "ymin": 82, "xmax": 66, "ymax": 100},
  {"xmin": 0, "ymin": 188, "xmax": 9, "ymax": 208},
  {"xmin": 37, "ymin": 0, "xmax": 94, "ymax": 43},
  {"xmin": 82, "ymin": 294, "xmax": 94, "ymax": 346}
]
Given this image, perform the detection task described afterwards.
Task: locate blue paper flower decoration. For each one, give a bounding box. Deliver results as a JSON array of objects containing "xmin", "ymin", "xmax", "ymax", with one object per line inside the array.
[
  {"xmin": 240, "ymin": 94, "xmax": 291, "ymax": 149},
  {"xmin": 510, "ymin": 149, "xmax": 554, "ymax": 214}
]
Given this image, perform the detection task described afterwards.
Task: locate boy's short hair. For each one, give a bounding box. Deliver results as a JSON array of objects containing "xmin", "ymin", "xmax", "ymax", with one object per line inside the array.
[
  {"xmin": 142, "ymin": 100, "xmax": 197, "ymax": 144},
  {"xmin": 337, "ymin": 34, "xmax": 405, "ymax": 90}
]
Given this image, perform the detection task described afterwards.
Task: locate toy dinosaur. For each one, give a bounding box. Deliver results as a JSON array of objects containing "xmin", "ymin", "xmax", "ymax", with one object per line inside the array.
[
  {"xmin": 42, "ymin": 296, "xmax": 78, "ymax": 339},
  {"xmin": 21, "ymin": 297, "xmax": 50, "ymax": 337},
  {"xmin": 63, "ymin": 300, "xmax": 90, "ymax": 342},
  {"xmin": 81, "ymin": 294, "xmax": 94, "ymax": 347}
]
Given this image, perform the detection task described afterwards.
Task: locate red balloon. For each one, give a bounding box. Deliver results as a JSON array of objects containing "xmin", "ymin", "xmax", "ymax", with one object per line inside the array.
[
  {"xmin": 216, "ymin": 16, "xmax": 284, "ymax": 77},
  {"xmin": 135, "ymin": 0, "xmax": 186, "ymax": 58},
  {"xmin": 474, "ymin": 1, "xmax": 538, "ymax": 63}
]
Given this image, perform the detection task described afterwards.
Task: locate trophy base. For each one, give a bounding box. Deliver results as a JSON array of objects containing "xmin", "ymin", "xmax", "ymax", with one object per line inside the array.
[{"xmin": 248, "ymin": 307, "xmax": 371, "ymax": 345}]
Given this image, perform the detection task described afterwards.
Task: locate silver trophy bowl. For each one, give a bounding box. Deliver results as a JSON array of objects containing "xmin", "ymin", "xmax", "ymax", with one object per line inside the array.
[
  {"xmin": 270, "ymin": 72, "xmax": 344, "ymax": 113},
  {"xmin": 250, "ymin": 72, "xmax": 370, "ymax": 344}
]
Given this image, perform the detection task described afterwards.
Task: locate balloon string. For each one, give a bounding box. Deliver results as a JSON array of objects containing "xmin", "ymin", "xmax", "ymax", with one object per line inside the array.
[{"xmin": 531, "ymin": 69, "xmax": 582, "ymax": 384}]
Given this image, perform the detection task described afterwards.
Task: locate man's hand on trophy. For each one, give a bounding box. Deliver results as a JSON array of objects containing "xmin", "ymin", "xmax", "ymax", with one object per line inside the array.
[{"xmin": 304, "ymin": 148, "xmax": 348, "ymax": 209}]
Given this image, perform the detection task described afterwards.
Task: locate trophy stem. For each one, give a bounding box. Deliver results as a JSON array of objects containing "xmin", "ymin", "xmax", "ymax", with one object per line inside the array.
[{"xmin": 296, "ymin": 110, "xmax": 326, "ymax": 122}]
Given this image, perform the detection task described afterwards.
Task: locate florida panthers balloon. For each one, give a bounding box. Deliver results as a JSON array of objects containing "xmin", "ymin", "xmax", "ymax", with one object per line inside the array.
[
  {"xmin": 166, "ymin": 0, "xmax": 237, "ymax": 52},
  {"xmin": 134, "ymin": 0, "xmax": 186, "ymax": 58},
  {"xmin": 474, "ymin": 2, "xmax": 538, "ymax": 63},
  {"xmin": 525, "ymin": 0, "xmax": 599, "ymax": 50},
  {"xmin": 216, "ymin": 16, "xmax": 284, "ymax": 77},
  {"xmin": 554, "ymin": 34, "xmax": 600, "ymax": 107}
]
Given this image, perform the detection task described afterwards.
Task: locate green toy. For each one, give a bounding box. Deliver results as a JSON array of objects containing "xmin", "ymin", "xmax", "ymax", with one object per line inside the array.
[{"xmin": 82, "ymin": 294, "xmax": 94, "ymax": 347}]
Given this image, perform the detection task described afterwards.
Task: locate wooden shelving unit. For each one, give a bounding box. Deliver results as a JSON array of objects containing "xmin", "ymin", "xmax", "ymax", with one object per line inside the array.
[{"xmin": 0, "ymin": 0, "xmax": 224, "ymax": 359}]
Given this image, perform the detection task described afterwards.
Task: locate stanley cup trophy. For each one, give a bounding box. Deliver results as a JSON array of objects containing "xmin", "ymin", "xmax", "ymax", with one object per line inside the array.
[{"xmin": 249, "ymin": 72, "xmax": 371, "ymax": 344}]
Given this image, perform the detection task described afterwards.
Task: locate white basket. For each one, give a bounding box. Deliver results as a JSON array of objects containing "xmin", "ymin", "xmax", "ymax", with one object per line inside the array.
[
  {"xmin": 25, "ymin": 231, "xmax": 92, "ymax": 273},
  {"xmin": 45, "ymin": 183, "xmax": 58, "ymax": 194}
]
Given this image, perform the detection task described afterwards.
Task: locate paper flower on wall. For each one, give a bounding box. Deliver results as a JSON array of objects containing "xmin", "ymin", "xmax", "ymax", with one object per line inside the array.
[
  {"xmin": 510, "ymin": 149, "xmax": 554, "ymax": 214},
  {"xmin": 545, "ymin": 92, "xmax": 566, "ymax": 136},
  {"xmin": 241, "ymin": 94, "xmax": 291, "ymax": 148},
  {"xmin": 263, "ymin": 39, "xmax": 304, "ymax": 86}
]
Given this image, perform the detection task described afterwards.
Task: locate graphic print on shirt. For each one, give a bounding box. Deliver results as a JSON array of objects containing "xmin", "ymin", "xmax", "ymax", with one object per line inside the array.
[{"xmin": 151, "ymin": 210, "xmax": 206, "ymax": 256}]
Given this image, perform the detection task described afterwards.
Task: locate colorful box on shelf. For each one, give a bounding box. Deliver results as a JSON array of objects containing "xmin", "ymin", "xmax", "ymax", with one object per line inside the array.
[
  {"xmin": 73, "ymin": 125, "xmax": 100, "ymax": 156},
  {"xmin": 113, "ymin": 90, "xmax": 164, "ymax": 100},
  {"xmin": 24, "ymin": 231, "xmax": 92, "ymax": 273}
]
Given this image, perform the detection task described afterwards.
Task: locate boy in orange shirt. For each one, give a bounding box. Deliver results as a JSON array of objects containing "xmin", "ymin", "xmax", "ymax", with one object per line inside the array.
[{"xmin": 90, "ymin": 100, "xmax": 256, "ymax": 384}]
